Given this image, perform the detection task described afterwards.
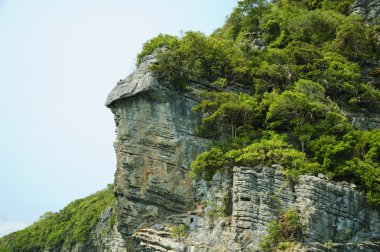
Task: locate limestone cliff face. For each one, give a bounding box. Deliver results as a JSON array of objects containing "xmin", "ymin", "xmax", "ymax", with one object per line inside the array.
[
  {"xmin": 232, "ymin": 166, "xmax": 380, "ymax": 251},
  {"xmin": 106, "ymin": 56, "xmax": 380, "ymax": 251},
  {"xmin": 106, "ymin": 55, "xmax": 210, "ymax": 244}
]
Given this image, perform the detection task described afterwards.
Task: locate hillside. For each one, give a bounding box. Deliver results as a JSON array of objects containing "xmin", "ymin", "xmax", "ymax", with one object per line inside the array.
[
  {"xmin": 1, "ymin": 0, "xmax": 380, "ymax": 251},
  {"xmin": 0, "ymin": 185, "xmax": 123, "ymax": 251}
]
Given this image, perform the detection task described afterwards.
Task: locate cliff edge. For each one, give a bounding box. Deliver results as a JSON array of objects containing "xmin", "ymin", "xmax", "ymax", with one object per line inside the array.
[{"xmin": 105, "ymin": 55, "xmax": 380, "ymax": 252}]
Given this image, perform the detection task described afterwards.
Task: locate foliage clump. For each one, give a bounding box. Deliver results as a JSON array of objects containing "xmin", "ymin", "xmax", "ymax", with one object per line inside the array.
[
  {"xmin": 140, "ymin": 0, "xmax": 379, "ymax": 101},
  {"xmin": 137, "ymin": 34, "xmax": 179, "ymax": 65},
  {"xmin": 260, "ymin": 208, "xmax": 304, "ymax": 252},
  {"xmin": 205, "ymin": 197, "xmax": 230, "ymax": 221},
  {"xmin": 139, "ymin": 31, "xmax": 251, "ymax": 88},
  {"xmin": 170, "ymin": 224, "xmax": 188, "ymax": 238},
  {"xmin": 190, "ymin": 87, "xmax": 380, "ymax": 204},
  {"xmin": 0, "ymin": 185, "xmax": 115, "ymax": 251}
]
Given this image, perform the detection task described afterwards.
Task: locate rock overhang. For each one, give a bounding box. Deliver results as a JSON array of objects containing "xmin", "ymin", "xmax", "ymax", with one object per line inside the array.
[{"xmin": 105, "ymin": 55, "xmax": 161, "ymax": 107}]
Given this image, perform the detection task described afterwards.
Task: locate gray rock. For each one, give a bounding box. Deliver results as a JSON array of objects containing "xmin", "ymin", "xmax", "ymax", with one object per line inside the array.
[
  {"xmin": 350, "ymin": 0, "xmax": 380, "ymax": 20},
  {"xmin": 346, "ymin": 110, "xmax": 380, "ymax": 130},
  {"xmin": 105, "ymin": 55, "xmax": 160, "ymax": 107},
  {"xmin": 105, "ymin": 55, "xmax": 380, "ymax": 251},
  {"xmin": 153, "ymin": 224, "xmax": 164, "ymax": 231},
  {"xmin": 106, "ymin": 54, "xmax": 210, "ymax": 245},
  {"xmin": 232, "ymin": 166, "xmax": 380, "ymax": 252}
]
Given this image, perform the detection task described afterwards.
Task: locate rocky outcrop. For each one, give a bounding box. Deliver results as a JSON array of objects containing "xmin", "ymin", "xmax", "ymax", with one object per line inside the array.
[
  {"xmin": 232, "ymin": 166, "xmax": 380, "ymax": 251},
  {"xmin": 118, "ymin": 165, "xmax": 380, "ymax": 252},
  {"xmin": 89, "ymin": 208, "xmax": 127, "ymax": 252},
  {"xmin": 347, "ymin": 110, "xmax": 380, "ymax": 130},
  {"xmin": 71, "ymin": 225, "xmax": 126, "ymax": 252},
  {"xmin": 106, "ymin": 55, "xmax": 210, "ymax": 247},
  {"xmin": 350, "ymin": 0, "xmax": 380, "ymax": 20},
  {"xmin": 106, "ymin": 56, "xmax": 380, "ymax": 251}
]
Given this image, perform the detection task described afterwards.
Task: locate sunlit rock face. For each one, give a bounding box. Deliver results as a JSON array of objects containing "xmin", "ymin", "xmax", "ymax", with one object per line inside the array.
[
  {"xmin": 106, "ymin": 56, "xmax": 380, "ymax": 251},
  {"xmin": 232, "ymin": 166, "xmax": 380, "ymax": 252},
  {"xmin": 106, "ymin": 55, "xmax": 210, "ymax": 243}
]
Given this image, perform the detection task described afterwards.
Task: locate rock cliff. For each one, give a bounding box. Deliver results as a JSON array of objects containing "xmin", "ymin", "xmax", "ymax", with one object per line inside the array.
[
  {"xmin": 106, "ymin": 55, "xmax": 211, "ymax": 248},
  {"xmin": 232, "ymin": 166, "xmax": 380, "ymax": 251},
  {"xmin": 351, "ymin": 0, "xmax": 380, "ymax": 20},
  {"xmin": 105, "ymin": 56, "xmax": 380, "ymax": 251},
  {"xmin": 2, "ymin": 1, "xmax": 380, "ymax": 251}
]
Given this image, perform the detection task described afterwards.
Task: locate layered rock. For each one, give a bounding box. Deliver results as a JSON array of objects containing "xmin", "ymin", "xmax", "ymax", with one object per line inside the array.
[
  {"xmin": 351, "ymin": 0, "xmax": 380, "ymax": 20},
  {"xmin": 106, "ymin": 55, "xmax": 380, "ymax": 251},
  {"xmin": 232, "ymin": 166, "xmax": 380, "ymax": 251},
  {"xmin": 105, "ymin": 55, "xmax": 210, "ymax": 246},
  {"xmin": 118, "ymin": 165, "xmax": 380, "ymax": 252},
  {"xmin": 347, "ymin": 110, "xmax": 380, "ymax": 130}
]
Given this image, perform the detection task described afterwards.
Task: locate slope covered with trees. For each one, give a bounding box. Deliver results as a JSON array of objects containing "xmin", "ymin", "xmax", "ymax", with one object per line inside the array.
[
  {"xmin": 0, "ymin": 185, "xmax": 115, "ymax": 251},
  {"xmin": 139, "ymin": 0, "xmax": 380, "ymax": 205}
]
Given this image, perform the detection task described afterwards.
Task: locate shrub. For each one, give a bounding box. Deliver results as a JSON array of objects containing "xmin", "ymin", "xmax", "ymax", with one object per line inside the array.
[
  {"xmin": 170, "ymin": 224, "xmax": 188, "ymax": 238},
  {"xmin": 136, "ymin": 34, "xmax": 179, "ymax": 65},
  {"xmin": 191, "ymin": 131, "xmax": 320, "ymax": 181},
  {"xmin": 259, "ymin": 208, "xmax": 304, "ymax": 251},
  {"xmin": 149, "ymin": 32, "xmax": 250, "ymax": 88}
]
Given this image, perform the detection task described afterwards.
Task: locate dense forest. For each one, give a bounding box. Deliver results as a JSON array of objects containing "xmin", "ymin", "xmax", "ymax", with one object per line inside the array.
[
  {"xmin": 139, "ymin": 0, "xmax": 380, "ymax": 205},
  {"xmin": 0, "ymin": 185, "xmax": 115, "ymax": 251}
]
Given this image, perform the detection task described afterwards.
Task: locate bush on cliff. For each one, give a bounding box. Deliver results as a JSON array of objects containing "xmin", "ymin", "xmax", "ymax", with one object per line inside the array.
[{"xmin": 260, "ymin": 208, "xmax": 304, "ymax": 251}]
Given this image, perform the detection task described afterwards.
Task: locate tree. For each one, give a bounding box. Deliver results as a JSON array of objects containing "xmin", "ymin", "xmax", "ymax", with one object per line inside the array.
[
  {"xmin": 266, "ymin": 79, "xmax": 349, "ymax": 152},
  {"xmin": 308, "ymin": 52, "xmax": 361, "ymax": 102},
  {"xmin": 193, "ymin": 92, "xmax": 260, "ymax": 138},
  {"xmin": 332, "ymin": 15, "xmax": 375, "ymax": 61},
  {"xmin": 288, "ymin": 10, "xmax": 342, "ymax": 46},
  {"xmin": 137, "ymin": 34, "xmax": 179, "ymax": 65},
  {"xmin": 221, "ymin": 0, "xmax": 269, "ymax": 40},
  {"xmin": 149, "ymin": 32, "xmax": 250, "ymax": 87}
]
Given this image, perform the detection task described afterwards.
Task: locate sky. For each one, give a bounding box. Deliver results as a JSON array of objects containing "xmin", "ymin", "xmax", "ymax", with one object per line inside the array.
[{"xmin": 0, "ymin": 0, "xmax": 238, "ymax": 237}]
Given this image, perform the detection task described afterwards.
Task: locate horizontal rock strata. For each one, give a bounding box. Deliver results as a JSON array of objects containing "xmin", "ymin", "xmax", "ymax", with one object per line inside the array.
[{"xmin": 233, "ymin": 166, "xmax": 380, "ymax": 251}]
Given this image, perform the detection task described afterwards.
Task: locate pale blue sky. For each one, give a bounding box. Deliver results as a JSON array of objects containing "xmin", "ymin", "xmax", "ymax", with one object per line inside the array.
[{"xmin": 0, "ymin": 0, "xmax": 237, "ymax": 237}]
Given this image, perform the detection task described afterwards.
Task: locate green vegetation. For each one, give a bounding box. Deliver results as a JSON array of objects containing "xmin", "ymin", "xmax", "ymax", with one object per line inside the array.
[
  {"xmin": 206, "ymin": 200, "xmax": 227, "ymax": 221},
  {"xmin": 192, "ymin": 92, "xmax": 261, "ymax": 138},
  {"xmin": 141, "ymin": 31, "xmax": 251, "ymax": 88},
  {"xmin": 138, "ymin": 0, "xmax": 380, "ymax": 205},
  {"xmin": 170, "ymin": 224, "xmax": 188, "ymax": 238},
  {"xmin": 260, "ymin": 208, "xmax": 304, "ymax": 251},
  {"xmin": 137, "ymin": 34, "xmax": 179, "ymax": 65},
  {"xmin": 0, "ymin": 185, "xmax": 115, "ymax": 251}
]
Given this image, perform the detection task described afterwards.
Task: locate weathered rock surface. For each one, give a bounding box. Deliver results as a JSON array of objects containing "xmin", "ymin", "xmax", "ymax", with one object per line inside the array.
[
  {"xmin": 106, "ymin": 55, "xmax": 380, "ymax": 251},
  {"xmin": 72, "ymin": 225, "xmax": 126, "ymax": 252},
  {"xmin": 91, "ymin": 208, "xmax": 127, "ymax": 252},
  {"xmin": 350, "ymin": 0, "xmax": 380, "ymax": 20},
  {"xmin": 232, "ymin": 166, "xmax": 380, "ymax": 252},
  {"xmin": 347, "ymin": 110, "xmax": 380, "ymax": 130},
  {"xmin": 119, "ymin": 166, "xmax": 380, "ymax": 252},
  {"xmin": 106, "ymin": 55, "xmax": 210, "ymax": 247}
]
